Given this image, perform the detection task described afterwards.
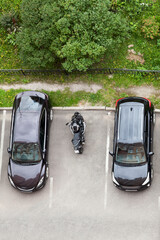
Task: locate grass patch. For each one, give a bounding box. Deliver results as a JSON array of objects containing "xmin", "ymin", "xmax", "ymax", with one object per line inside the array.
[
  {"xmin": 0, "ymin": 71, "xmax": 159, "ymax": 87},
  {"xmin": 0, "ymin": 89, "xmax": 23, "ymax": 107},
  {"xmin": 0, "ymin": 88, "xmax": 117, "ymax": 107},
  {"xmin": 96, "ymin": 35, "xmax": 160, "ymax": 71},
  {"xmin": 149, "ymin": 95, "xmax": 160, "ymax": 109},
  {"xmin": 0, "ymin": 72, "xmax": 160, "ymax": 109},
  {"xmin": 2, "ymin": 85, "xmax": 160, "ymax": 109}
]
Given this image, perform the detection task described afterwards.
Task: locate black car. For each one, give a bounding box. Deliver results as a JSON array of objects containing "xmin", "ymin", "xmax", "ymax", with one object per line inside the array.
[
  {"xmin": 7, "ymin": 91, "xmax": 52, "ymax": 192},
  {"xmin": 109, "ymin": 97, "xmax": 154, "ymax": 191}
]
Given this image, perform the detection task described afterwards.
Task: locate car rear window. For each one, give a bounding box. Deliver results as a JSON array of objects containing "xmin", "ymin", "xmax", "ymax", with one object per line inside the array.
[
  {"xmin": 12, "ymin": 142, "xmax": 41, "ymax": 162},
  {"xmin": 116, "ymin": 144, "xmax": 146, "ymax": 164}
]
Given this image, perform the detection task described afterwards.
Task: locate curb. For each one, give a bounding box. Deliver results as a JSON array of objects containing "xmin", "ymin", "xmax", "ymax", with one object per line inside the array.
[
  {"xmin": 0, "ymin": 107, "xmax": 12, "ymax": 110},
  {"xmin": 52, "ymin": 106, "xmax": 107, "ymax": 110},
  {"xmin": 0, "ymin": 106, "xmax": 160, "ymax": 112},
  {"xmin": 53, "ymin": 107, "xmax": 160, "ymax": 112},
  {"xmin": 155, "ymin": 109, "xmax": 160, "ymax": 113}
]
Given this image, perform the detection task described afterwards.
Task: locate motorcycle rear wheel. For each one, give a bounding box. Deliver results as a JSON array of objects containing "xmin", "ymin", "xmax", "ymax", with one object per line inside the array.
[{"xmin": 79, "ymin": 147, "xmax": 83, "ymax": 154}]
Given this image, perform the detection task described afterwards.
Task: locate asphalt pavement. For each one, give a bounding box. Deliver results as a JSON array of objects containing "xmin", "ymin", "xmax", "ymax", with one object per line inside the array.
[{"xmin": 0, "ymin": 109, "xmax": 160, "ymax": 240}]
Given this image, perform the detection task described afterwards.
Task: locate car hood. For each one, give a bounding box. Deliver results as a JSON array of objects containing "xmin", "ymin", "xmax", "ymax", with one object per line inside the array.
[
  {"xmin": 114, "ymin": 162, "xmax": 148, "ymax": 186},
  {"xmin": 9, "ymin": 159, "xmax": 43, "ymax": 190}
]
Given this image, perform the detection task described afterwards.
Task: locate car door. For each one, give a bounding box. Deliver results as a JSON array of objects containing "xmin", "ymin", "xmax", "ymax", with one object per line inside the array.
[
  {"xmin": 40, "ymin": 108, "xmax": 47, "ymax": 161},
  {"xmin": 8, "ymin": 101, "xmax": 16, "ymax": 153}
]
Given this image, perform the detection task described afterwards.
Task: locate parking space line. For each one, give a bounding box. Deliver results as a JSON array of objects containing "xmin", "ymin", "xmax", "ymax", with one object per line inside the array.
[
  {"xmin": 158, "ymin": 196, "xmax": 160, "ymax": 210},
  {"xmin": 0, "ymin": 110, "xmax": 6, "ymax": 180},
  {"xmin": 104, "ymin": 127, "xmax": 110, "ymax": 209},
  {"xmin": 105, "ymin": 128, "xmax": 110, "ymax": 175},
  {"xmin": 49, "ymin": 177, "xmax": 53, "ymax": 208}
]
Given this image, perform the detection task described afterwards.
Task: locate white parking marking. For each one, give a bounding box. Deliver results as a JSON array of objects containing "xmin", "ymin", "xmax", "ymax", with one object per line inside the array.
[
  {"xmin": 0, "ymin": 110, "xmax": 6, "ymax": 180},
  {"xmin": 104, "ymin": 127, "xmax": 110, "ymax": 209},
  {"xmin": 105, "ymin": 128, "xmax": 110, "ymax": 175},
  {"xmin": 49, "ymin": 177, "xmax": 53, "ymax": 208},
  {"xmin": 158, "ymin": 196, "xmax": 160, "ymax": 210}
]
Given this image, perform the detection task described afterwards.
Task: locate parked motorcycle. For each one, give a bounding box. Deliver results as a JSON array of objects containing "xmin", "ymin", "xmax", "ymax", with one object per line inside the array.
[{"xmin": 66, "ymin": 112, "xmax": 86, "ymax": 154}]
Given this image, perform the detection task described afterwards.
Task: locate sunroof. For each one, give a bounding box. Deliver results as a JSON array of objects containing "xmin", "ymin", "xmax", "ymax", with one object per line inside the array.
[{"xmin": 118, "ymin": 102, "xmax": 144, "ymax": 144}]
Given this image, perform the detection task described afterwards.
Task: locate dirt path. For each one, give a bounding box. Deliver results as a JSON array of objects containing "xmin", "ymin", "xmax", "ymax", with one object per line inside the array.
[
  {"xmin": 116, "ymin": 85, "xmax": 160, "ymax": 98},
  {"xmin": 0, "ymin": 82, "xmax": 159, "ymax": 98},
  {"xmin": 0, "ymin": 82, "xmax": 102, "ymax": 93}
]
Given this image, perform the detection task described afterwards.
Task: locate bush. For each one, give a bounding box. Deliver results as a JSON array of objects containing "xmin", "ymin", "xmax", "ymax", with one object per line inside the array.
[
  {"xmin": 141, "ymin": 16, "xmax": 160, "ymax": 39},
  {"xmin": 0, "ymin": 11, "xmax": 20, "ymax": 33},
  {"xmin": 0, "ymin": 0, "xmax": 22, "ymax": 13},
  {"xmin": 5, "ymin": 31, "xmax": 17, "ymax": 46},
  {"xmin": 157, "ymin": 39, "xmax": 160, "ymax": 48},
  {"xmin": 17, "ymin": 0, "xmax": 129, "ymax": 71}
]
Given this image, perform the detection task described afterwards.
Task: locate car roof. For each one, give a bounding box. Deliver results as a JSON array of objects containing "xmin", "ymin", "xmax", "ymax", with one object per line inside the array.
[
  {"xmin": 117, "ymin": 102, "xmax": 144, "ymax": 144},
  {"xmin": 13, "ymin": 111, "xmax": 40, "ymax": 143}
]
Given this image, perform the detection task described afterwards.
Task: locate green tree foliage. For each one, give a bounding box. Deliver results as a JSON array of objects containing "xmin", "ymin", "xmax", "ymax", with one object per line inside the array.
[
  {"xmin": 0, "ymin": 0, "xmax": 21, "ymax": 13},
  {"xmin": 17, "ymin": 0, "xmax": 129, "ymax": 71}
]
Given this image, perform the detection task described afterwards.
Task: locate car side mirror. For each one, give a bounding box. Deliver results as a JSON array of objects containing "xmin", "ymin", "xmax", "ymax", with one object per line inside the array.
[
  {"xmin": 148, "ymin": 152, "xmax": 154, "ymax": 156},
  {"xmin": 7, "ymin": 148, "xmax": 11, "ymax": 154},
  {"xmin": 109, "ymin": 151, "xmax": 114, "ymax": 157}
]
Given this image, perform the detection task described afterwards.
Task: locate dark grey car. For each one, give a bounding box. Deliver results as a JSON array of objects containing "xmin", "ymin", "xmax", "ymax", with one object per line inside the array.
[
  {"xmin": 110, "ymin": 97, "xmax": 154, "ymax": 191},
  {"xmin": 7, "ymin": 91, "xmax": 52, "ymax": 192}
]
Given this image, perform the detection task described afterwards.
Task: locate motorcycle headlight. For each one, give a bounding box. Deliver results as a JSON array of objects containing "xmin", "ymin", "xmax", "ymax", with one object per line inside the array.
[
  {"xmin": 37, "ymin": 176, "xmax": 44, "ymax": 188},
  {"xmin": 74, "ymin": 150, "xmax": 79, "ymax": 153}
]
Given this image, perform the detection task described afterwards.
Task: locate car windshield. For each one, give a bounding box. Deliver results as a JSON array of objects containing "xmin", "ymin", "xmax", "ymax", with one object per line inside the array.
[
  {"xmin": 16, "ymin": 95, "xmax": 43, "ymax": 112},
  {"xmin": 12, "ymin": 142, "xmax": 41, "ymax": 162},
  {"xmin": 116, "ymin": 144, "xmax": 146, "ymax": 164}
]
